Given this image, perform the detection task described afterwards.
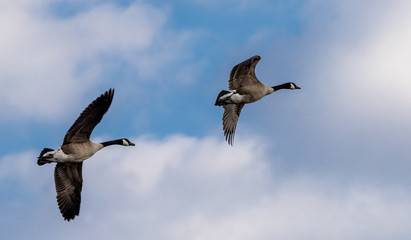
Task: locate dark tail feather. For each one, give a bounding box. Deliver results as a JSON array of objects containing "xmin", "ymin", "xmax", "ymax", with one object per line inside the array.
[
  {"xmin": 215, "ymin": 90, "xmax": 231, "ymax": 106},
  {"xmin": 37, "ymin": 148, "xmax": 54, "ymax": 166}
]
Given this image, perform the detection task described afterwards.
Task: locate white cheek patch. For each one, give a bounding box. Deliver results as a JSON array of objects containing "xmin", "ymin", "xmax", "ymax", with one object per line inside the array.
[
  {"xmin": 290, "ymin": 83, "xmax": 296, "ymax": 89},
  {"xmin": 122, "ymin": 139, "xmax": 128, "ymax": 146}
]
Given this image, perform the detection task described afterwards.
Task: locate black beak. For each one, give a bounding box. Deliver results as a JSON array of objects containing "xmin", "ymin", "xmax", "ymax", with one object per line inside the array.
[{"xmin": 129, "ymin": 142, "xmax": 136, "ymax": 146}]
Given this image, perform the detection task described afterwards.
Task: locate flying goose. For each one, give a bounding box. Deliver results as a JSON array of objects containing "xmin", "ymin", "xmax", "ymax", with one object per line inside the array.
[
  {"xmin": 215, "ymin": 55, "xmax": 300, "ymax": 145},
  {"xmin": 37, "ymin": 89, "xmax": 135, "ymax": 221}
]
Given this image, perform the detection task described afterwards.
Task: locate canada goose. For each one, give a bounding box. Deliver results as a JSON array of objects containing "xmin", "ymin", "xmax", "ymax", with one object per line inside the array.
[
  {"xmin": 215, "ymin": 55, "xmax": 300, "ymax": 145},
  {"xmin": 37, "ymin": 89, "xmax": 135, "ymax": 221}
]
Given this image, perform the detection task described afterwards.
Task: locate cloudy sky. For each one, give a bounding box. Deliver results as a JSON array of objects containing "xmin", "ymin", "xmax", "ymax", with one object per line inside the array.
[{"xmin": 1, "ymin": 0, "xmax": 411, "ymax": 239}]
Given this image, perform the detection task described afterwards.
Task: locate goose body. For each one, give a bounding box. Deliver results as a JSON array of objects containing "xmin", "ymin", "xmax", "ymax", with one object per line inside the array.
[
  {"xmin": 215, "ymin": 55, "xmax": 300, "ymax": 145},
  {"xmin": 40, "ymin": 142, "xmax": 103, "ymax": 163},
  {"xmin": 38, "ymin": 89, "xmax": 135, "ymax": 221}
]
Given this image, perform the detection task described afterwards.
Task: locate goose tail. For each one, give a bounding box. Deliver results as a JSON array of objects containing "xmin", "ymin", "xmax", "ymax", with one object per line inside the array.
[
  {"xmin": 37, "ymin": 148, "xmax": 54, "ymax": 166},
  {"xmin": 215, "ymin": 90, "xmax": 232, "ymax": 106}
]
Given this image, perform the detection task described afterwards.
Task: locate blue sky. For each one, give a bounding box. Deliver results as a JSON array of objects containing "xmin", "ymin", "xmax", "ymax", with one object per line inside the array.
[{"xmin": 1, "ymin": 0, "xmax": 411, "ymax": 239}]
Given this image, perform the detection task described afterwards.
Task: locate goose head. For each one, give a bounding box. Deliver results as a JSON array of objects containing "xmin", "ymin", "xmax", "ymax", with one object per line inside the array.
[
  {"xmin": 288, "ymin": 82, "xmax": 301, "ymax": 90},
  {"xmin": 122, "ymin": 138, "xmax": 135, "ymax": 146}
]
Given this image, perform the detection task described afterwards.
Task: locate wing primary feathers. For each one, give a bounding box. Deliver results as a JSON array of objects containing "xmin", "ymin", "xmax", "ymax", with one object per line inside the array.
[
  {"xmin": 222, "ymin": 104, "xmax": 244, "ymax": 146},
  {"xmin": 63, "ymin": 89, "xmax": 115, "ymax": 144},
  {"xmin": 54, "ymin": 162, "xmax": 83, "ymax": 221},
  {"xmin": 228, "ymin": 56, "xmax": 261, "ymax": 91}
]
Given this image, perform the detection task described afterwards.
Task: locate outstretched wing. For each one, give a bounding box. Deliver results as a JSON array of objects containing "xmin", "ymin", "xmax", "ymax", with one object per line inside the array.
[
  {"xmin": 222, "ymin": 103, "xmax": 244, "ymax": 145},
  {"xmin": 63, "ymin": 89, "xmax": 114, "ymax": 144},
  {"xmin": 229, "ymin": 56, "xmax": 262, "ymax": 91},
  {"xmin": 54, "ymin": 162, "xmax": 83, "ymax": 221}
]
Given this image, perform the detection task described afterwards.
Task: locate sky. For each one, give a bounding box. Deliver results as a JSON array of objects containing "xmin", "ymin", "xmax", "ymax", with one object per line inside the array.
[{"xmin": 1, "ymin": 0, "xmax": 411, "ymax": 239}]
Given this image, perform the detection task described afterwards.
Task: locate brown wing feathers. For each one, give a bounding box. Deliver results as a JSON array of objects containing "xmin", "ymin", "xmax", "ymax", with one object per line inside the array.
[
  {"xmin": 222, "ymin": 103, "xmax": 244, "ymax": 146},
  {"xmin": 63, "ymin": 89, "xmax": 114, "ymax": 145},
  {"xmin": 229, "ymin": 56, "xmax": 260, "ymax": 91},
  {"xmin": 54, "ymin": 162, "xmax": 83, "ymax": 221}
]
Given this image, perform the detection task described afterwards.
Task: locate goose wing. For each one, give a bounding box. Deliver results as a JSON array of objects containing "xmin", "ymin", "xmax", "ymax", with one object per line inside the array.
[
  {"xmin": 222, "ymin": 103, "xmax": 244, "ymax": 145},
  {"xmin": 54, "ymin": 162, "xmax": 83, "ymax": 221},
  {"xmin": 63, "ymin": 89, "xmax": 114, "ymax": 144},
  {"xmin": 229, "ymin": 56, "xmax": 262, "ymax": 91}
]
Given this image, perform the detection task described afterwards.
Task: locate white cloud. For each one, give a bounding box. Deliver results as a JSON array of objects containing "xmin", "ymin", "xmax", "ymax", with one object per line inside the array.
[
  {"xmin": 2, "ymin": 1, "xmax": 411, "ymax": 239},
  {"xmin": 2, "ymin": 135, "xmax": 411, "ymax": 239},
  {"xmin": 0, "ymin": 1, "xmax": 195, "ymax": 121},
  {"xmin": 299, "ymin": 1, "xmax": 411, "ymax": 123},
  {"xmin": 169, "ymin": 185, "xmax": 411, "ymax": 240},
  {"xmin": 248, "ymin": 1, "xmax": 411, "ymax": 163}
]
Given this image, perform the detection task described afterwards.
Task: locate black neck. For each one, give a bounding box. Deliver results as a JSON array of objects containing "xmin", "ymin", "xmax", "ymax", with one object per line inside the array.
[
  {"xmin": 101, "ymin": 139, "xmax": 123, "ymax": 147},
  {"xmin": 271, "ymin": 83, "xmax": 290, "ymax": 92}
]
